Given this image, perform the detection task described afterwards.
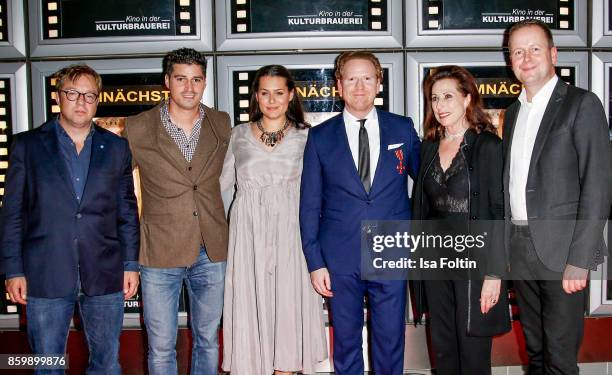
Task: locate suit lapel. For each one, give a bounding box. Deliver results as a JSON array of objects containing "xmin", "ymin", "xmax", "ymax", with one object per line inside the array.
[
  {"xmin": 80, "ymin": 128, "xmax": 105, "ymax": 206},
  {"xmin": 502, "ymin": 102, "xmax": 519, "ymax": 190},
  {"xmin": 527, "ymin": 80, "xmax": 567, "ymax": 179},
  {"xmin": 369, "ymin": 110, "xmax": 389, "ymax": 195},
  {"xmin": 38, "ymin": 121, "xmax": 77, "ymax": 201},
  {"xmin": 336, "ymin": 115, "xmax": 366, "ymax": 194},
  {"xmin": 155, "ymin": 111, "xmax": 191, "ymax": 179},
  {"xmin": 191, "ymin": 107, "xmax": 220, "ymax": 182}
]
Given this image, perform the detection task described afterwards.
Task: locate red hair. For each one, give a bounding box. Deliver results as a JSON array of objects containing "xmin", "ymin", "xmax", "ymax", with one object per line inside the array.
[{"xmin": 422, "ymin": 65, "xmax": 495, "ymax": 141}]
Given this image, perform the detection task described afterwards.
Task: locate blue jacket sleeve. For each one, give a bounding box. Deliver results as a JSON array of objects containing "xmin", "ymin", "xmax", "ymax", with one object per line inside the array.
[
  {"xmin": 123, "ymin": 261, "xmax": 139, "ymax": 272},
  {"xmin": 0, "ymin": 136, "xmax": 27, "ymax": 277},
  {"xmin": 299, "ymin": 130, "xmax": 326, "ymax": 273},
  {"xmin": 405, "ymin": 118, "xmax": 421, "ymax": 182},
  {"xmin": 117, "ymin": 140, "xmax": 140, "ymax": 264}
]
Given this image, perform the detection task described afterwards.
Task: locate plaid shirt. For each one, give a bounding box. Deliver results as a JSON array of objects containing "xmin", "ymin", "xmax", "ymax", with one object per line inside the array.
[{"xmin": 160, "ymin": 100, "xmax": 205, "ymax": 162}]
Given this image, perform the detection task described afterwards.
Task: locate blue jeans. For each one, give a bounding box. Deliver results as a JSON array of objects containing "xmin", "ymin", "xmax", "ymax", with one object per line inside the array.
[
  {"xmin": 26, "ymin": 290, "xmax": 124, "ymax": 375},
  {"xmin": 141, "ymin": 247, "xmax": 225, "ymax": 375}
]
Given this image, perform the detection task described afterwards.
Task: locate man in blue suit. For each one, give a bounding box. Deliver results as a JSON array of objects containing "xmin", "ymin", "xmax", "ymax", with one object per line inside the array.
[
  {"xmin": 1, "ymin": 64, "xmax": 139, "ymax": 374},
  {"xmin": 300, "ymin": 52, "xmax": 420, "ymax": 374}
]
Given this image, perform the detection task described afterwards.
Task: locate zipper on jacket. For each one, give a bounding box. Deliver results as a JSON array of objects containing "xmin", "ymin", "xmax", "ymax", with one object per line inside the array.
[{"xmin": 459, "ymin": 141, "xmax": 473, "ymax": 334}]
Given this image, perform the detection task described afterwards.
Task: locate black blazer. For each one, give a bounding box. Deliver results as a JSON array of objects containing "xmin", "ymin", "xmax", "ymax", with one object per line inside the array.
[
  {"xmin": 411, "ymin": 129, "xmax": 511, "ymax": 337},
  {"xmin": 503, "ymin": 79, "xmax": 611, "ymax": 272}
]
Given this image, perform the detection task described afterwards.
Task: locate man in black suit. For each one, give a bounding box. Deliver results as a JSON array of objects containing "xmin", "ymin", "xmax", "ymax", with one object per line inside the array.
[{"xmin": 503, "ymin": 20, "xmax": 611, "ymax": 374}]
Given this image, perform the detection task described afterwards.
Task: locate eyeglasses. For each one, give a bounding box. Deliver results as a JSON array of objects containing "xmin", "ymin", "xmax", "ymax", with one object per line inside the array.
[{"xmin": 60, "ymin": 89, "xmax": 99, "ymax": 104}]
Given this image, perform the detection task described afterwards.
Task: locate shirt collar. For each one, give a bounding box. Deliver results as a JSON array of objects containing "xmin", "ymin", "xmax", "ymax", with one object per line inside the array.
[
  {"xmin": 160, "ymin": 99, "xmax": 206, "ymax": 128},
  {"xmin": 343, "ymin": 107, "xmax": 377, "ymax": 126},
  {"xmin": 54, "ymin": 118, "xmax": 95, "ymax": 141},
  {"xmin": 518, "ymin": 75, "xmax": 558, "ymax": 106}
]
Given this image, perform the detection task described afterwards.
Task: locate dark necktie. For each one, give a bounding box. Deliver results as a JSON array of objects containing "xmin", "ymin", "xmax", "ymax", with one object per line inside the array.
[{"xmin": 358, "ymin": 119, "xmax": 370, "ymax": 193}]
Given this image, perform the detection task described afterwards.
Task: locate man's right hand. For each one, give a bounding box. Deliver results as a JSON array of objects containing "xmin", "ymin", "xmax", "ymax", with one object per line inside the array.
[
  {"xmin": 310, "ymin": 268, "xmax": 333, "ymax": 297},
  {"xmin": 5, "ymin": 277, "xmax": 27, "ymax": 305}
]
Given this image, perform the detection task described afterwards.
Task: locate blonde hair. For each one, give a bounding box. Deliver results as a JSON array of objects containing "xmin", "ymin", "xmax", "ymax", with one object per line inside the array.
[
  {"xmin": 52, "ymin": 64, "xmax": 102, "ymax": 93},
  {"xmin": 335, "ymin": 51, "xmax": 383, "ymax": 81}
]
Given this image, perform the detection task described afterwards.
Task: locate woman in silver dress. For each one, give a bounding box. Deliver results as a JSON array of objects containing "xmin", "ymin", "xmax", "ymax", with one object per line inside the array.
[{"xmin": 220, "ymin": 65, "xmax": 327, "ymax": 375}]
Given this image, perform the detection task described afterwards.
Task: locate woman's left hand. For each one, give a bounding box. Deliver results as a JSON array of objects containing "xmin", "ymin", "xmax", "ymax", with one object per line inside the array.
[{"xmin": 480, "ymin": 277, "xmax": 501, "ymax": 314}]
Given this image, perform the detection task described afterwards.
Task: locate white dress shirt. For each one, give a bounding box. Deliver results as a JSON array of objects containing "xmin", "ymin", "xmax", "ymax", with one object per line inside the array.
[
  {"xmin": 509, "ymin": 75, "xmax": 559, "ymax": 221},
  {"xmin": 343, "ymin": 108, "xmax": 380, "ymax": 185}
]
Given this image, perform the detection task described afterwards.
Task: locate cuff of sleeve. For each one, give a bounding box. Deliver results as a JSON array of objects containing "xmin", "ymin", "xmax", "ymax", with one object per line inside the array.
[
  {"xmin": 566, "ymin": 254, "xmax": 594, "ymax": 271},
  {"xmin": 305, "ymin": 251, "xmax": 326, "ymax": 273},
  {"xmin": 123, "ymin": 261, "xmax": 140, "ymax": 272},
  {"xmin": 5, "ymin": 272, "xmax": 25, "ymax": 279}
]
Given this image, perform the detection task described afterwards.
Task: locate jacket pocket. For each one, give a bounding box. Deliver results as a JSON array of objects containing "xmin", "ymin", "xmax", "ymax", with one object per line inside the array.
[
  {"xmin": 549, "ymin": 201, "xmax": 579, "ymax": 216},
  {"xmin": 143, "ymin": 213, "xmax": 175, "ymax": 224}
]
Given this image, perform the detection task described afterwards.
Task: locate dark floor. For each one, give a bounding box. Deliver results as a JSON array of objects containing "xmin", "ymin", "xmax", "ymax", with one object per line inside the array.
[{"xmin": 2, "ymin": 317, "xmax": 612, "ymax": 374}]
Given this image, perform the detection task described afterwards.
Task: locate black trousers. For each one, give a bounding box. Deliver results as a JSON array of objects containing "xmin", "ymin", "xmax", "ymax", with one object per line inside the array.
[
  {"xmin": 424, "ymin": 280, "xmax": 492, "ymax": 375},
  {"xmin": 510, "ymin": 225, "xmax": 585, "ymax": 375}
]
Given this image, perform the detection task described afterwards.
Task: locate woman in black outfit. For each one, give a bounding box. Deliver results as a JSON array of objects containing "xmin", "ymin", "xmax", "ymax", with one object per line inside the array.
[{"xmin": 412, "ymin": 65, "xmax": 510, "ymax": 374}]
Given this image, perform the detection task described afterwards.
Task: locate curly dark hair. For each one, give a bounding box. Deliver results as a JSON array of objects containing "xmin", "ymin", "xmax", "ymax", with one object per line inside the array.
[
  {"xmin": 162, "ymin": 48, "xmax": 207, "ymax": 77},
  {"xmin": 249, "ymin": 65, "xmax": 309, "ymax": 129},
  {"xmin": 422, "ymin": 65, "xmax": 496, "ymax": 141}
]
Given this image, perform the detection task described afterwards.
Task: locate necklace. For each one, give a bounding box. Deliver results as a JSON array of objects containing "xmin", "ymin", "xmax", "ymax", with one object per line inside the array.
[
  {"xmin": 444, "ymin": 126, "xmax": 468, "ymax": 141},
  {"xmin": 256, "ymin": 119, "xmax": 291, "ymax": 147}
]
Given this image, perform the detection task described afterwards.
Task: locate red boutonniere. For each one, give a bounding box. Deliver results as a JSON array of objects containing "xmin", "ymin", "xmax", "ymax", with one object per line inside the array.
[{"xmin": 395, "ymin": 149, "xmax": 406, "ymax": 175}]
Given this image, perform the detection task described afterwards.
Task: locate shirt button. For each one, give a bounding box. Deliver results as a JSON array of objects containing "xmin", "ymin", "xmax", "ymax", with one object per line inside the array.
[
  {"xmin": 471, "ymin": 215, "xmax": 478, "ymax": 220},
  {"xmin": 472, "ymin": 191, "xmax": 479, "ymax": 196},
  {"xmin": 193, "ymin": 211, "xmax": 198, "ymax": 217},
  {"xmin": 468, "ymin": 166, "xmax": 474, "ymax": 171},
  {"xmin": 76, "ymin": 178, "xmax": 80, "ymax": 181},
  {"xmin": 193, "ymin": 185, "xmax": 198, "ymax": 191},
  {"xmin": 76, "ymin": 213, "xmax": 82, "ymax": 219},
  {"xmin": 188, "ymin": 166, "xmax": 192, "ymax": 171}
]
